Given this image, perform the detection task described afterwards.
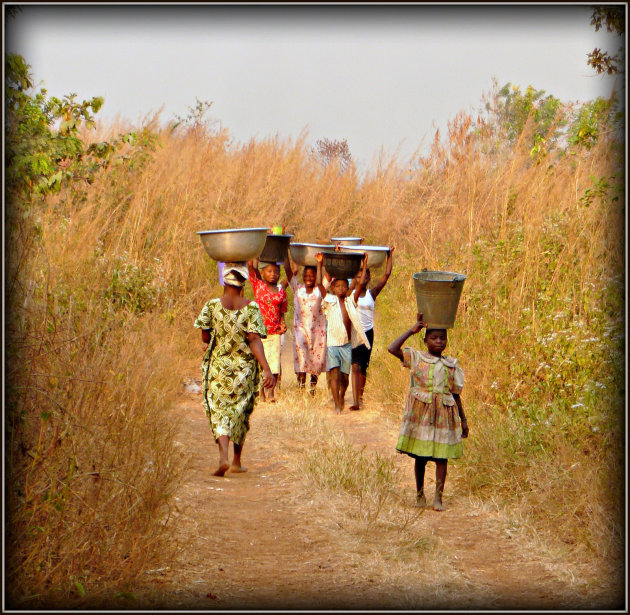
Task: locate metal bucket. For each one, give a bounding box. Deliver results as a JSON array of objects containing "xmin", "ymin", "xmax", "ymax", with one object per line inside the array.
[{"xmin": 413, "ymin": 271, "xmax": 466, "ymax": 329}]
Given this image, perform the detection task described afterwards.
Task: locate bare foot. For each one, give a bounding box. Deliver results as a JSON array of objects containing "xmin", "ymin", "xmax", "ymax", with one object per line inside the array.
[
  {"xmin": 349, "ymin": 403, "xmax": 360, "ymax": 411},
  {"xmin": 268, "ymin": 398, "xmax": 276, "ymax": 404},
  {"xmin": 415, "ymin": 494, "xmax": 427, "ymax": 508},
  {"xmin": 213, "ymin": 462, "xmax": 230, "ymax": 477},
  {"xmin": 229, "ymin": 465, "xmax": 247, "ymax": 473},
  {"xmin": 333, "ymin": 407, "xmax": 342, "ymax": 414},
  {"xmin": 432, "ymin": 499, "xmax": 445, "ymax": 511}
]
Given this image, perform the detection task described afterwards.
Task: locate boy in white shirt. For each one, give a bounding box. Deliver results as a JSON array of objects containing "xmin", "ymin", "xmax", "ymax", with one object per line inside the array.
[{"xmin": 315, "ymin": 252, "xmax": 370, "ymax": 413}]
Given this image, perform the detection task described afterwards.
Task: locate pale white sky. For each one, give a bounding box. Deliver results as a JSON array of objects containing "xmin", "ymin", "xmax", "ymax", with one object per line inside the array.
[{"xmin": 5, "ymin": 4, "xmax": 622, "ymax": 171}]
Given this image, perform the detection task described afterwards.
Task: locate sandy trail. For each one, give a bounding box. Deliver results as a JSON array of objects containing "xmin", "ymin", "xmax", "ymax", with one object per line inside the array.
[{"xmin": 131, "ymin": 352, "xmax": 618, "ymax": 610}]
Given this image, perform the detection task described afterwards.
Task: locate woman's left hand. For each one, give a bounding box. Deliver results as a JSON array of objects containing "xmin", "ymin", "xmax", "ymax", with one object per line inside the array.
[
  {"xmin": 262, "ymin": 370, "xmax": 276, "ymax": 389},
  {"xmin": 461, "ymin": 420, "xmax": 469, "ymax": 438}
]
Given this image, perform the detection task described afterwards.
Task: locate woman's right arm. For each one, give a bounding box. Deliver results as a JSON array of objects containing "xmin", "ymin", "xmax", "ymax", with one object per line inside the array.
[
  {"xmin": 247, "ymin": 332, "xmax": 276, "ymax": 389},
  {"xmin": 247, "ymin": 259, "xmax": 261, "ymax": 281},
  {"xmin": 388, "ymin": 313, "xmax": 426, "ymax": 360}
]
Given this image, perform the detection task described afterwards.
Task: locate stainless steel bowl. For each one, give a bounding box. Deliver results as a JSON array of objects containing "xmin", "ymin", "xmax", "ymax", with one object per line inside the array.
[
  {"xmin": 340, "ymin": 244, "xmax": 389, "ymax": 268},
  {"xmin": 197, "ymin": 227, "xmax": 268, "ymax": 262},
  {"xmin": 330, "ymin": 236, "xmax": 363, "ymax": 246},
  {"xmin": 259, "ymin": 233, "xmax": 294, "ymax": 264},
  {"xmin": 289, "ymin": 243, "xmax": 335, "ymax": 267},
  {"xmin": 322, "ymin": 251, "xmax": 364, "ymax": 279}
]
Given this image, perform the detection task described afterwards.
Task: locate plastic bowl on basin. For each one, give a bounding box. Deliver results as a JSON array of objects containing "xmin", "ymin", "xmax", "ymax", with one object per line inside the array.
[
  {"xmin": 340, "ymin": 245, "xmax": 389, "ymax": 269},
  {"xmin": 289, "ymin": 243, "xmax": 335, "ymax": 267},
  {"xmin": 322, "ymin": 251, "xmax": 364, "ymax": 279},
  {"xmin": 197, "ymin": 227, "xmax": 269, "ymax": 262}
]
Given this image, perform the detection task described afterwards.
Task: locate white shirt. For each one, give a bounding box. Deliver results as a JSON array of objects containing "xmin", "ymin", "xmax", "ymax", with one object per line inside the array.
[
  {"xmin": 321, "ymin": 294, "xmax": 370, "ymax": 349},
  {"xmin": 356, "ymin": 289, "xmax": 375, "ymax": 331}
]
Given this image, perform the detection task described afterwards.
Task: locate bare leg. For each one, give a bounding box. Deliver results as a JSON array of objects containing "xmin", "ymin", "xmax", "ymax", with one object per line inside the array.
[
  {"xmin": 213, "ymin": 435, "xmax": 230, "ymax": 476},
  {"xmin": 309, "ymin": 374, "xmax": 318, "ymax": 396},
  {"xmin": 433, "ymin": 459, "xmax": 448, "ymax": 511},
  {"xmin": 339, "ymin": 372, "xmax": 349, "ymax": 411},
  {"xmin": 330, "ymin": 368, "xmax": 343, "ymax": 413},
  {"xmin": 350, "ymin": 363, "xmax": 361, "ymax": 410},
  {"xmin": 326, "ymin": 371, "xmax": 333, "ymax": 401},
  {"xmin": 359, "ymin": 372, "xmax": 367, "ymax": 404},
  {"xmin": 230, "ymin": 441, "xmax": 247, "ymax": 473},
  {"xmin": 414, "ymin": 457, "xmax": 428, "ymax": 506},
  {"xmin": 297, "ymin": 372, "xmax": 306, "ymax": 389}
]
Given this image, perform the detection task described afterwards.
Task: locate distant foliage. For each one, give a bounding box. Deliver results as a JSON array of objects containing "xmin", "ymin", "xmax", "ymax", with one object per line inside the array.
[
  {"xmin": 587, "ymin": 6, "xmax": 625, "ymax": 75},
  {"xmin": 312, "ymin": 138, "xmax": 353, "ymax": 172}
]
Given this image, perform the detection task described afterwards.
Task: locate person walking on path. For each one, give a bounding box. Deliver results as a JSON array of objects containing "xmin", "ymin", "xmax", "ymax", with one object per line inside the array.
[
  {"xmin": 347, "ymin": 247, "xmax": 394, "ymax": 410},
  {"xmin": 388, "ymin": 313, "xmax": 468, "ymax": 510},
  {"xmin": 247, "ymin": 257, "xmax": 290, "ymax": 402},
  {"xmin": 284, "ymin": 253, "xmax": 330, "ymax": 395},
  {"xmin": 194, "ymin": 263, "xmax": 275, "ymax": 476},
  {"xmin": 315, "ymin": 252, "xmax": 370, "ymax": 414}
]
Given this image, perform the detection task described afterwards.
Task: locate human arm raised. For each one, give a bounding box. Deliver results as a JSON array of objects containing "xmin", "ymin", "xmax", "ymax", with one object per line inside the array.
[
  {"xmin": 370, "ymin": 246, "xmax": 394, "ymax": 300},
  {"xmin": 281, "ymin": 244, "xmax": 294, "ymax": 288},
  {"xmin": 352, "ymin": 253, "xmax": 369, "ymax": 303},
  {"xmin": 387, "ymin": 312, "xmax": 427, "ymax": 361},
  {"xmin": 247, "ymin": 259, "xmax": 261, "ymax": 281},
  {"xmin": 315, "ymin": 252, "xmax": 327, "ymax": 298}
]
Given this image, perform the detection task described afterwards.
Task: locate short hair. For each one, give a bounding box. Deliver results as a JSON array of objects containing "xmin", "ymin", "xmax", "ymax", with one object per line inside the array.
[
  {"xmin": 424, "ymin": 328, "xmax": 447, "ymax": 338},
  {"xmin": 303, "ymin": 265, "xmax": 317, "ymax": 275}
]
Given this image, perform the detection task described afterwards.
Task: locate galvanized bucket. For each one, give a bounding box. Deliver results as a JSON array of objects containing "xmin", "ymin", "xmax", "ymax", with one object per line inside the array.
[{"xmin": 413, "ymin": 271, "xmax": 466, "ymax": 329}]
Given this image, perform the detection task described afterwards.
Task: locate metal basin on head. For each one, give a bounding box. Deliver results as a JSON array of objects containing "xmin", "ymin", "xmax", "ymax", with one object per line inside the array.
[
  {"xmin": 323, "ymin": 251, "xmax": 364, "ymax": 279},
  {"xmin": 289, "ymin": 243, "xmax": 335, "ymax": 267},
  {"xmin": 340, "ymin": 245, "xmax": 389, "ymax": 269},
  {"xmin": 259, "ymin": 233, "xmax": 294, "ymax": 264},
  {"xmin": 197, "ymin": 227, "xmax": 268, "ymax": 262},
  {"xmin": 330, "ymin": 236, "xmax": 363, "ymax": 247},
  {"xmin": 413, "ymin": 270, "xmax": 466, "ymax": 329}
]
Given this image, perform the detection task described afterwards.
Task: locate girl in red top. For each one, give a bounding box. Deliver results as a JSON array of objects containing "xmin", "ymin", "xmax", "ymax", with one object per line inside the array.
[{"xmin": 247, "ymin": 258, "xmax": 289, "ymax": 402}]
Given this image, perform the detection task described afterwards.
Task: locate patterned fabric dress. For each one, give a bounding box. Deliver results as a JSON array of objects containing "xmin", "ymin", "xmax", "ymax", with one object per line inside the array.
[
  {"xmin": 289, "ymin": 277, "xmax": 327, "ymax": 375},
  {"xmin": 194, "ymin": 298, "xmax": 267, "ymax": 445},
  {"xmin": 396, "ymin": 348, "xmax": 465, "ymax": 459},
  {"xmin": 249, "ymin": 275, "xmax": 288, "ymax": 334}
]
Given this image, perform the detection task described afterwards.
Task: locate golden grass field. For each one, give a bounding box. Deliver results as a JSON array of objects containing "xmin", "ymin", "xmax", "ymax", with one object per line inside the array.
[{"xmin": 5, "ymin": 97, "xmax": 624, "ymax": 607}]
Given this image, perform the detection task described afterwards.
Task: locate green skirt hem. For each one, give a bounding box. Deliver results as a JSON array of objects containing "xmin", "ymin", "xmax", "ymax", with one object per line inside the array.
[{"xmin": 396, "ymin": 435, "xmax": 462, "ymax": 459}]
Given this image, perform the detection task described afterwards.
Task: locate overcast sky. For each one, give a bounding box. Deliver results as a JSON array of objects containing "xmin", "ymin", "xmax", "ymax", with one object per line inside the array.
[{"xmin": 5, "ymin": 4, "xmax": 622, "ymax": 171}]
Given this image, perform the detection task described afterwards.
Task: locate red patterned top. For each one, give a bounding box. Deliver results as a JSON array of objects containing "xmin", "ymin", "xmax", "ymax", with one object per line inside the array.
[{"xmin": 249, "ymin": 275, "xmax": 288, "ymax": 335}]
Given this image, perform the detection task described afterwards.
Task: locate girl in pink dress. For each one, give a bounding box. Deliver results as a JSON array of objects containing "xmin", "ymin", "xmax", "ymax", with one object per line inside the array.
[{"xmin": 286, "ymin": 257, "xmax": 328, "ymax": 395}]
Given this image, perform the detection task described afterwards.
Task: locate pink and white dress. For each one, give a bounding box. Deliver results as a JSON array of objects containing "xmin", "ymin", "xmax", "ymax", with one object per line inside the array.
[{"xmin": 289, "ymin": 277, "xmax": 327, "ymax": 375}]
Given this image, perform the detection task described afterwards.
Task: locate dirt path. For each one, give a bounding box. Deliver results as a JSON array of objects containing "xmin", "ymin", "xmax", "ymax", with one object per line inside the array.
[{"xmin": 133, "ymin": 350, "xmax": 614, "ymax": 610}]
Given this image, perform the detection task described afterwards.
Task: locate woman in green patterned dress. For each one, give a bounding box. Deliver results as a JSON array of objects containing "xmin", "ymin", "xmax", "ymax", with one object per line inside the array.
[{"xmin": 194, "ymin": 263, "xmax": 275, "ymax": 476}]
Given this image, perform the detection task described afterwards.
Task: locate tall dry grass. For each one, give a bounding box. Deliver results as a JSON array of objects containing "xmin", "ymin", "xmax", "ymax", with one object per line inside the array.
[{"xmin": 6, "ymin": 97, "xmax": 623, "ymax": 605}]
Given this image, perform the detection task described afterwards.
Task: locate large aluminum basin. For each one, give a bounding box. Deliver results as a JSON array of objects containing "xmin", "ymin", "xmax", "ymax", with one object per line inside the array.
[
  {"xmin": 289, "ymin": 242, "xmax": 335, "ymax": 267},
  {"xmin": 197, "ymin": 228, "xmax": 268, "ymax": 262},
  {"xmin": 340, "ymin": 245, "xmax": 389, "ymax": 269}
]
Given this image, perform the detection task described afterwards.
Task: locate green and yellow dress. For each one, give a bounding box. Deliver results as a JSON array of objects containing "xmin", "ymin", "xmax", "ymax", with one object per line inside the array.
[
  {"xmin": 396, "ymin": 348, "xmax": 465, "ymax": 459},
  {"xmin": 194, "ymin": 298, "xmax": 267, "ymax": 445}
]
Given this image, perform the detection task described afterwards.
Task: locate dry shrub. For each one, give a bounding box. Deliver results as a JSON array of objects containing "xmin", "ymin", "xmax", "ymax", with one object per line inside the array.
[{"xmin": 6, "ymin": 93, "xmax": 623, "ymax": 604}]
